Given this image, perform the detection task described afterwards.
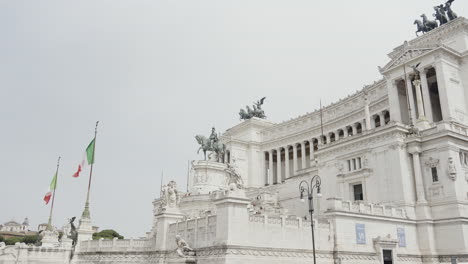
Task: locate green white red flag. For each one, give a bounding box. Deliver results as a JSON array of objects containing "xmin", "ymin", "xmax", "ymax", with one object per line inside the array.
[
  {"xmin": 72, "ymin": 139, "xmax": 95, "ymax": 177},
  {"xmin": 43, "ymin": 172, "xmax": 57, "ymax": 204}
]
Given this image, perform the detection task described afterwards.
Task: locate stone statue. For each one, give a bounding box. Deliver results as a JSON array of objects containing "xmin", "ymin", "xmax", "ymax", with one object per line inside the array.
[
  {"xmin": 410, "ymin": 63, "xmax": 421, "ymax": 79},
  {"xmin": 175, "ymin": 235, "xmax": 196, "ymax": 257},
  {"xmin": 160, "ymin": 181, "xmax": 181, "ymax": 210},
  {"xmin": 69, "ymin": 217, "xmax": 78, "ymax": 246},
  {"xmin": 239, "ymin": 97, "xmax": 267, "ymax": 120},
  {"xmin": 448, "ymin": 157, "xmax": 457, "ymax": 180},
  {"xmin": 0, "ymin": 242, "xmax": 5, "ymax": 249},
  {"xmin": 445, "ymin": 0, "xmax": 457, "ymax": 20},
  {"xmin": 225, "ymin": 161, "xmax": 244, "ymax": 190},
  {"xmin": 195, "ymin": 130, "xmax": 226, "ymax": 162}
]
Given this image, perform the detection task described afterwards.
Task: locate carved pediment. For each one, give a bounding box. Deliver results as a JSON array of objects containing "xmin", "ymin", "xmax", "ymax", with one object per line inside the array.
[{"xmin": 380, "ymin": 46, "xmax": 436, "ymax": 73}]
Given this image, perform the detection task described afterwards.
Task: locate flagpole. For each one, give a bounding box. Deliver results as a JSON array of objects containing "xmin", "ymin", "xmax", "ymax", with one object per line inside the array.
[
  {"xmin": 46, "ymin": 156, "xmax": 61, "ymax": 231},
  {"xmin": 160, "ymin": 170, "xmax": 164, "ymax": 198},
  {"xmin": 82, "ymin": 121, "xmax": 99, "ymax": 219}
]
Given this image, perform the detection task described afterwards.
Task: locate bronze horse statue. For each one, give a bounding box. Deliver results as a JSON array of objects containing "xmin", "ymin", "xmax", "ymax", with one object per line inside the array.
[{"xmin": 195, "ymin": 135, "xmax": 226, "ymax": 162}]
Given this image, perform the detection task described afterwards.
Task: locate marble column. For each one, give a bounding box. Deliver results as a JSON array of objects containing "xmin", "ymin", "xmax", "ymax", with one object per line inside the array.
[
  {"xmin": 420, "ymin": 70, "xmax": 433, "ymax": 123},
  {"xmin": 434, "ymin": 62, "xmax": 450, "ymax": 121},
  {"xmin": 406, "ymin": 78, "xmax": 418, "ymax": 124},
  {"xmin": 413, "ymin": 79, "xmax": 426, "ymax": 120},
  {"xmin": 301, "ymin": 142, "xmax": 307, "ymax": 169},
  {"xmin": 309, "ymin": 140, "xmax": 315, "ymax": 163},
  {"xmin": 285, "ymin": 146, "xmax": 290, "ymax": 179},
  {"xmin": 364, "ymin": 97, "xmax": 371, "ymax": 130},
  {"xmin": 268, "ymin": 150, "xmax": 274, "ymax": 185},
  {"xmin": 276, "ymin": 148, "xmax": 282, "ymax": 183},
  {"xmin": 386, "ymin": 78, "xmax": 402, "ymax": 123},
  {"xmin": 409, "ymin": 146, "xmax": 427, "ymax": 204},
  {"xmin": 352, "ymin": 124, "xmax": 358, "ymax": 135},
  {"xmin": 343, "ymin": 127, "xmax": 349, "ymax": 137},
  {"xmin": 293, "ymin": 144, "xmax": 298, "ymax": 174},
  {"xmin": 326, "ymin": 133, "xmax": 331, "ymax": 144},
  {"xmin": 379, "ymin": 112, "xmax": 386, "ymax": 126}
]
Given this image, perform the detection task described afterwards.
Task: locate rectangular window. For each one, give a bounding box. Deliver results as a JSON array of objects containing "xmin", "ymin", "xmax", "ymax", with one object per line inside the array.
[
  {"xmin": 383, "ymin": 250, "xmax": 393, "ymax": 264},
  {"xmin": 357, "ymin": 157, "xmax": 362, "ymax": 169},
  {"xmin": 352, "ymin": 159, "xmax": 356, "ymax": 170},
  {"xmin": 348, "ymin": 160, "xmax": 351, "ymax": 171},
  {"xmin": 353, "ymin": 184, "xmax": 364, "ymax": 201},
  {"xmin": 431, "ymin": 167, "xmax": 439, "ymax": 182}
]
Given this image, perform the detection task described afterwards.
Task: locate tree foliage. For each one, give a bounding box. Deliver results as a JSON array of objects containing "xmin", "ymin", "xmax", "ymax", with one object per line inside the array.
[
  {"xmin": 92, "ymin": 229, "xmax": 124, "ymax": 240},
  {"xmin": 5, "ymin": 237, "xmax": 23, "ymax": 245},
  {"xmin": 22, "ymin": 235, "xmax": 38, "ymax": 244},
  {"xmin": 0, "ymin": 235, "xmax": 4, "ymax": 242}
]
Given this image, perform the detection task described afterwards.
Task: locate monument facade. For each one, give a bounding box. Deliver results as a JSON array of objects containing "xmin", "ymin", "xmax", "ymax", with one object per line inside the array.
[{"xmin": 1, "ymin": 12, "xmax": 468, "ymax": 264}]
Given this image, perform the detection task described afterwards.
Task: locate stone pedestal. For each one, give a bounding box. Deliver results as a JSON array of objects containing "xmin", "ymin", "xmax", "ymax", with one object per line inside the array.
[
  {"xmin": 41, "ymin": 230, "xmax": 60, "ymax": 247},
  {"xmin": 155, "ymin": 208, "xmax": 185, "ymax": 251},
  {"xmin": 213, "ymin": 189, "xmax": 250, "ymax": 246},
  {"xmin": 76, "ymin": 217, "xmax": 94, "ymax": 243},
  {"xmin": 60, "ymin": 237, "xmax": 73, "ymax": 249},
  {"xmin": 191, "ymin": 160, "xmax": 228, "ymax": 194}
]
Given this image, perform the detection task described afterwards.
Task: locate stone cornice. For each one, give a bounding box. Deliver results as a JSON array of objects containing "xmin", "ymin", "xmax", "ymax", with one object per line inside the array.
[{"xmin": 223, "ymin": 117, "xmax": 274, "ymax": 136}]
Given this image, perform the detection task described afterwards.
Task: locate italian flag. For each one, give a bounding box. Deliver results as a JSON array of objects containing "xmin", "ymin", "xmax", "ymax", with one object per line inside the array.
[
  {"xmin": 43, "ymin": 172, "xmax": 57, "ymax": 205},
  {"xmin": 72, "ymin": 139, "xmax": 95, "ymax": 178}
]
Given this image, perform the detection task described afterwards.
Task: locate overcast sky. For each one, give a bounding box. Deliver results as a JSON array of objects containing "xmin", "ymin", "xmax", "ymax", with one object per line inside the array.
[{"xmin": 1, "ymin": 1, "xmax": 467, "ymax": 238}]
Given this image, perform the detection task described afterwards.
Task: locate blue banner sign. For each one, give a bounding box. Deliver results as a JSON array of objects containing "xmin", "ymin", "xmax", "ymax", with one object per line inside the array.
[
  {"xmin": 397, "ymin": 227, "xmax": 406, "ymax": 247},
  {"xmin": 355, "ymin": 223, "xmax": 366, "ymax": 244}
]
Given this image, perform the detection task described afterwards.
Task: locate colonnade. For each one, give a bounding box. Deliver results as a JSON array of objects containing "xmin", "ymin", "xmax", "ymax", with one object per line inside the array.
[{"xmin": 264, "ymin": 109, "xmax": 391, "ymax": 185}]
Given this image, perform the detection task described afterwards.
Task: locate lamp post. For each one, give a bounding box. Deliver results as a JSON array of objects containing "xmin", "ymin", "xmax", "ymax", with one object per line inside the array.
[{"xmin": 299, "ymin": 175, "xmax": 322, "ymax": 264}]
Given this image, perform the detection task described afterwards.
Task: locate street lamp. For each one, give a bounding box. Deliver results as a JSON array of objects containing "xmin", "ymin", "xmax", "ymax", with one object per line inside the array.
[{"xmin": 299, "ymin": 175, "xmax": 322, "ymax": 264}]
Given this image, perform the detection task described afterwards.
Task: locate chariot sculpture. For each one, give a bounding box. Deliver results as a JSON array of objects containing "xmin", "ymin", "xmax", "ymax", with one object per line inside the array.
[
  {"xmin": 414, "ymin": 0, "xmax": 458, "ymax": 36},
  {"xmin": 239, "ymin": 97, "xmax": 267, "ymax": 120}
]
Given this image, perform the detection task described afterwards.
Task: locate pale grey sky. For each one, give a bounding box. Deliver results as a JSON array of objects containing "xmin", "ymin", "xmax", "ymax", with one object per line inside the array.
[{"xmin": 1, "ymin": 0, "xmax": 466, "ymax": 238}]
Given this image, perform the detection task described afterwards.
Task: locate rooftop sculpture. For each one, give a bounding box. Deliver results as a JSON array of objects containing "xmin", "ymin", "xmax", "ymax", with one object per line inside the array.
[
  {"xmin": 195, "ymin": 127, "xmax": 226, "ymax": 162},
  {"xmin": 414, "ymin": 0, "xmax": 458, "ymax": 36},
  {"xmin": 239, "ymin": 97, "xmax": 267, "ymax": 120},
  {"xmin": 175, "ymin": 235, "xmax": 196, "ymax": 257}
]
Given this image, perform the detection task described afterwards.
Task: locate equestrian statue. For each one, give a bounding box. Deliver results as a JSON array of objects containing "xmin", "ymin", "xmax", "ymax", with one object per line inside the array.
[{"xmin": 195, "ymin": 127, "xmax": 226, "ymax": 162}]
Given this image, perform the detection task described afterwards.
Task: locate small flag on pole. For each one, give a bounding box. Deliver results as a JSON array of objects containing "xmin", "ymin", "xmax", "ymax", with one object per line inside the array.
[
  {"xmin": 43, "ymin": 172, "xmax": 57, "ymax": 204},
  {"xmin": 72, "ymin": 138, "xmax": 96, "ymax": 177}
]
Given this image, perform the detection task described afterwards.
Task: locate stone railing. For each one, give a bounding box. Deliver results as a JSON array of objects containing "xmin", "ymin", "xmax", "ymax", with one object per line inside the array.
[
  {"xmin": 327, "ymin": 198, "xmax": 407, "ymax": 219},
  {"xmin": 167, "ymin": 215, "xmax": 217, "ymax": 249},
  {"xmin": 78, "ymin": 237, "xmax": 154, "ymax": 252},
  {"xmin": 248, "ymin": 214, "xmax": 328, "ymax": 230}
]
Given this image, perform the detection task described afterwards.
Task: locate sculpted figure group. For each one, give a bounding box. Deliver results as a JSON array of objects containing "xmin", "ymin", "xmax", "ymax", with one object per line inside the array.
[
  {"xmin": 239, "ymin": 97, "xmax": 266, "ymax": 120},
  {"xmin": 160, "ymin": 181, "xmax": 181, "ymax": 209},
  {"xmin": 414, "ymin": 0, "xmax": 458, "ymax": 36}
]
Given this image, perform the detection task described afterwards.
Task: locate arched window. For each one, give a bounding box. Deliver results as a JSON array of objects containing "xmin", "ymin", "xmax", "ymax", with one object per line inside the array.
[
  {"xmin": 384, "ymin": 111, "xmax": 390, "ymax": 124},
  {"xmin": 374, "ymin": 115, "xmax": 381, "ymax": 128},
  {"xmin": 356, "ymin": 123, "xmax": 362, "ymax": 134}
]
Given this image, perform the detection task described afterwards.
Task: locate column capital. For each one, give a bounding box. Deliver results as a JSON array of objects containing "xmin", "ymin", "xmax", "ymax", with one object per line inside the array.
[{"xmin": 407, "ymin": 142, "xmax": 421, "ymax": 154}]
